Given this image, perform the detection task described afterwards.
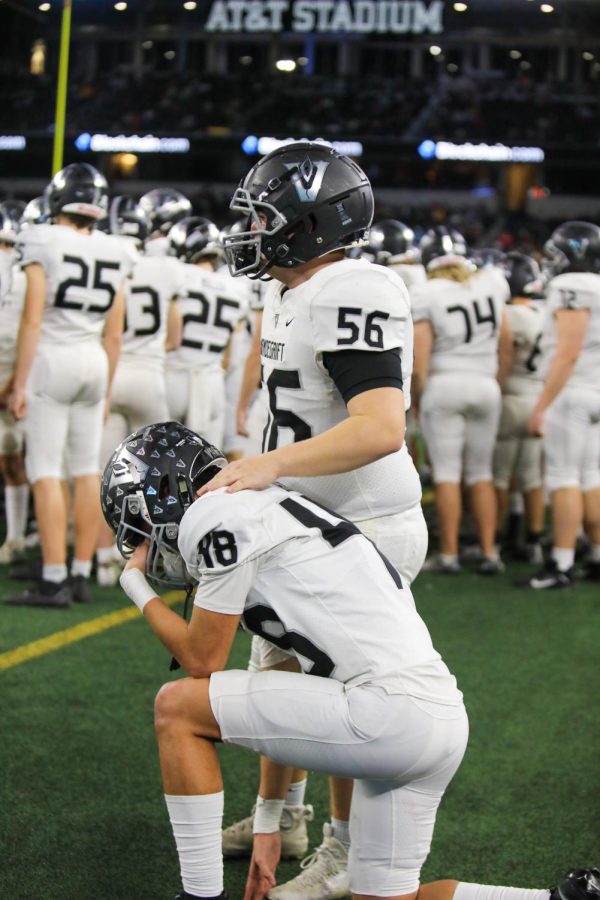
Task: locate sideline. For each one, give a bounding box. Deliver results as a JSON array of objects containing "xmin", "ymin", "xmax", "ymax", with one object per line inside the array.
[{"xmin": 0, "ymin": 591, "xmax": 183, "ymax": 673}]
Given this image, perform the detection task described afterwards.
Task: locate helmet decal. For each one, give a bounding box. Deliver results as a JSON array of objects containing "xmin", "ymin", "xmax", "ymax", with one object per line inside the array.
[{"xmin": 284, "ymin": 158, "xmax": 331, "ymax": 203}]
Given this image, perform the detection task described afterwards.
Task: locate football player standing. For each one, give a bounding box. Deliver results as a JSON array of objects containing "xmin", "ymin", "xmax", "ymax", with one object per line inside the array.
[
  {"xmin": 204, "ymin": 142, "xmax": 427, "ymax": 899},
  {"xmin": 6, "ymin": 163, "xmax": 135, "ymax": 607}
]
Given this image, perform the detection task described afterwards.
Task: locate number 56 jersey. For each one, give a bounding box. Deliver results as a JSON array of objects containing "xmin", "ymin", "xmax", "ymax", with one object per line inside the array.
[
  {"xmin": 18, "ymin": 223, "xmax": 136, "ymax": 345},
  {"xmin": 260, "ymin": 257, "xmax": 420, "ymax": 520}
]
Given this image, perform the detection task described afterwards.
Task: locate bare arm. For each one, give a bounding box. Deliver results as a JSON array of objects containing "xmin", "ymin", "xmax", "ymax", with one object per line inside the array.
[
  {"xmin": 199, "ymin": 384, "xmax": 406, "ymax": 495},
  {"xmin": 237, "ymin": 310, "xmax": 263, "ymax": 436},
  {"xmin": 496, "ymin": 309, "xmax": 513, "ymax": 388},
  {"xmin": 9, "ymin": 263, "xmax": 46, "ymax": 420},
  {"xmin": 102, "ymin": 287, "xmax": 125, "ymax": 393},
  {"xmin": 529, "ymin": 308, "xmax": 589, "ymax": 435},
  {"xmin": 165, "ymin": 298, "xmax": 182, "ymax": 352},
  {"xmin": 411, "ymin": 319, "xmax": 433, "ymax": 418}
]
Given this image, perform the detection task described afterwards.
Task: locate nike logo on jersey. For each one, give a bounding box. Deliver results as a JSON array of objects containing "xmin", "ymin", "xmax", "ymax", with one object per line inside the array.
[{"xmin": 285, "ymin": 317, "xmax": 294, "ymax": 326}]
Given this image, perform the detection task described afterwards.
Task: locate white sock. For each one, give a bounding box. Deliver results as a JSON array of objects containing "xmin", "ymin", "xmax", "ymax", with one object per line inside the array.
[
  {"xmin": 5, "ymin": 484, "xmax": 29, "ymax": 541},
  {"xmin": 589, "ymin": 543, "xmax": 600, "ymax": 562},
  {"xmin": 165, "ymin": 792, "xmax": 224, "ymax": 898},
  {"xmin": 71, "ymin": 559, "xmax": 92, "ymax": 578},
  {"xmin": 331, "ymin": 817, "xmax": 350, "ymax": 850},
  {"xmin": 43, "ymin": 564, "xmax": 68, "ymax": 584},
  {"xmin": 440, "ymin": 553, "xmax": 458, "ymax": 565},
  {"xmin": 96, "ymin": 546, "xmax": 115, "ymax": 566},
  {"xmin": 285, "ymin": 779, "xmax": 307, "ymax": 808},
  {"xmin": 509, "ymin": 492, "xmax": 525, "ymax": 514},
  {"xmin": 454, "ymin": 882, "xmax": 550, "ymax": 900},
  {"xmin": 551, "ymin": 547, "xmax": 575, "ymax": 572}
]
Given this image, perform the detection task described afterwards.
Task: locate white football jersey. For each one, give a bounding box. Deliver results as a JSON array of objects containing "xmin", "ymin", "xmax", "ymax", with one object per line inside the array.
[
  {"xmin": 180, "ymin": 486, "xmax": 461, "ymax": 705},
  {"xmin": 0, "ymin": 249, "xmax": 12, "ymax": 299},
  {"xmin": 259, "ymin": 258, "xmax": 420, "ymax": 520},
  {"xmin": 410, "ymin": 268, "xmax": 509, "ymax": 376},
  {"xmin": 388, "ymin": 262, "xmax": 427, "ymax": 291},
  {"xmin": 540, "ymin": 272, "xmax": 600, "ymax": 391},
  {"xmin": 122, "ymin": 255, "xmax": 184, "ymax": 366},
  {"xmin": 167, "ymin": 264, "xmax": 250, "ymax": 370},
  {"xmin": 18, "ymin": 224, "xmax": 136, "ymax": 345},
  {"xmin": 503, "ymin": 302, "xmax": 544, "ymax": 395},
  {"xmin": 144, "ymin": 235, "xmax": 170, "ymax": 257},
  {"xmin": 0, "ymin": 262, "xmax": 25, "ymax": 367}
]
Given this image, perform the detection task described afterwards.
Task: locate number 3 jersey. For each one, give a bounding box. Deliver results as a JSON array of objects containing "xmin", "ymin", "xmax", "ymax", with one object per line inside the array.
[
  {"xmin": 121, "ymin": 254, "xmax": 184, "ymax": 369},
  {"xmin": 179, "ymin": 485, "xmax": 462, "ymax": 706},
  {"xmin": 18, "ymin": 223, "xmax": 136, "ymax": 346},
  {"xmin": 410, "ymin": 268, "xmax": 509, "ymax": 376},
  {"xmin": 259, "ymin": 257, "xmax": 420, "ymax": 520}
]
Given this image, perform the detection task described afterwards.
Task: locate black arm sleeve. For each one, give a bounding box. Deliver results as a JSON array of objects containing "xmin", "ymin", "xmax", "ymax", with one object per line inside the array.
[{"xmin": 322, "ymin": 348, "xmax": 403, "ymax": 404}]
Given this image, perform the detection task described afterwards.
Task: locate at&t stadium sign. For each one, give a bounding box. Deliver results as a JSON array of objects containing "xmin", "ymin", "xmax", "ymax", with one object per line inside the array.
[{"xmin": 204, "ymin": 0, "xmax": 444, "ymax": 34}]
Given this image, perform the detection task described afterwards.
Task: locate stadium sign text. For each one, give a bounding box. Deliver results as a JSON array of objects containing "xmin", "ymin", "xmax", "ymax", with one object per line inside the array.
[
  {"xmin": 74, "ymin": 133, "xmax": 190, "ymax": 154},
  {"xmin": 242, "ymin": 135, "xmax": 364, "ymax": 156},
  {"xmin": 204, "ymin": 0, "xmax": 444, "ymax": 34},
  {"xmin": 418, "ymin": 140, "xmax": 545, "ymax": 163},
  {"xmin": 0, "ymin": 135, "xmax": 27, "ymax": 151}
]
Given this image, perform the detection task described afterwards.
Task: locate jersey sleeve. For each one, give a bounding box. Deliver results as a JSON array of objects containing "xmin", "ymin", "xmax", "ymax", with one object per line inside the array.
[
  {"xmin": 408, "ymin": 281, "xmax": 432, "ymax": 323},
  {"xmin": 178, "ymin": 489, "xmax": 268, "ymax": 613},
  {"xmin": 310, "ymin": 267, "xmax": 410, "ymax": 357},
  {"xmin": 17, "ymin": 224, "xmax": 53, "ymax": 271},
  {"xmin": 548, "ymin": 278, "xmax": 596, "ymax": 312}
]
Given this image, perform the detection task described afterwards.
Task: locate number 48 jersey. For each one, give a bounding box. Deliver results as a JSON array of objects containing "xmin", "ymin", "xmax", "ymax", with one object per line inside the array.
[
  {"xmin": 410, "ymin": 267, "xmax": 509, "ymax": 376},
  {"xmin": 260, "ymin": 257, "xmax": 418, "ymax": 520},
  {"xmin": 18, "ymin": 223, "xmax": 136, "ymax": 345},
  {"xmin": 179, "ymin": 485, "xmax": 462, "ymax": 706}
]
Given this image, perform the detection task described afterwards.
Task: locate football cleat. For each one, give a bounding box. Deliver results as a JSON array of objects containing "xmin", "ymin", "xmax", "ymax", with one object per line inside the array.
[
  {"xmin": 422, "ymin": 555, "xmax": 462, "ymax": 575},
  {"xmin": 526, "ymin": 560, "xmax": 575, "ymax": 589},
  {"xmin": 4, "ymin": 578, "xmax": 73, "ymax": 608},
  {"xmin": 222, "ymin": 804, "xmax": 314, "ymax": 859},
  {"xmin": 0, "ymin": 538, "xmax": 26, "ymax": 565},
  {"xmin": 550, "ymin": 868, "xmax": 600, "ymax": 900},
  {"xmin": 267, "ymin": 823, "xmax": 350, "ymax": 899},
  {"xmin": 478, "ymin": 556, "xmax": 505, "ymax": 576},
  {"xmin": 70, "ymin": 574, "xmax": 92, "ymax": 604}
]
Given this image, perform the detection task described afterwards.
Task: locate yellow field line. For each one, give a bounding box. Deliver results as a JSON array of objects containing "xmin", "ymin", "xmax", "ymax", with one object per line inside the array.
[{"xmin": 0, "ymin": 591, "xmax": 183, "ymax": 673}]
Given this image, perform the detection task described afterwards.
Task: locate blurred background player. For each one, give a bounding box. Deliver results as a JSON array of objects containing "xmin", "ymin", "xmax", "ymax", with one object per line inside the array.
[
  {"xmin": 527, "ymin": 221, "xmax": 600, "ymax": 588},
  {"xmin": 493, "ymin": 252, "xmax": 546, "ymax": 564},
  {"xmin": 5, "ymin": 163, "xmax": 135, "ymax": 608},
  {"xmin": 411, "ymin": 226, "xmax": 511, "ymax": 574},
  {"xmin": 138, "ymin": 187, "xmax": 192, "ymax": 258},
  {"xmin": 0, "ymin": 204, "xmax": 28, "ymax": 564},
  {"xmin": 95, "ymin": 195, "xmax": 185, "ymax": 586},
  {"xmin": 364, "ymin": 218, "xmax": 426, "ymax": 291},
  {"xmin": 165, "ymin": 216, "xmax": 249, "ymax": 449}
]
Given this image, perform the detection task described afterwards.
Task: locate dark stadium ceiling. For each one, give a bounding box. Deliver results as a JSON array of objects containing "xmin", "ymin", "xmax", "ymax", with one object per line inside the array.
[{"xmin": 3, "ymin": 0, "xmax": 600, "ymax": 34}]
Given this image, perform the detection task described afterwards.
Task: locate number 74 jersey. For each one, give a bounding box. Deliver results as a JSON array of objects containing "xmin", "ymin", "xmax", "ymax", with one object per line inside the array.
[{"xmin": 260, "ymin": 257, "xmax": 420, "ymax": 520}]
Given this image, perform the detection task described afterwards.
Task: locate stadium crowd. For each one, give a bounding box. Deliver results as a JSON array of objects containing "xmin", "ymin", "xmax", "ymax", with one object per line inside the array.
[{"xmin": 0, "ymin": 148, "xmax": 598, "ymax": 900}]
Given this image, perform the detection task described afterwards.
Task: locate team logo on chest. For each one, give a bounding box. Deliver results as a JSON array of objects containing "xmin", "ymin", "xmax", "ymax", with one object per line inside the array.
[{"xmin": 285, "ymin": 158, "xmax": 330, "ymax": 203}]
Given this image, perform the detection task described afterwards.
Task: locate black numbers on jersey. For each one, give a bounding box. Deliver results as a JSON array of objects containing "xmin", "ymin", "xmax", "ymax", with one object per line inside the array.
[
  {"xmin": 525, "ymin": 333, "xmax": 543, "ymax": 372},
  {"xmin": 559, "ymin": 288, "xmax": 577, "ymax": 309},
  {"xmin": 280, "ymin": 495, "xmax": 403, "ymax": 590},
  {"xmin": 337, "ymin": 307, "xmax": 390, "ymax": 348},
  {"xmin": 126, "ymin": 285, "xmax": 160, "ymax": 336},
  {"xmin": 196, "ymin": 529, "xmax": 238, "ymax": 568},
  {"xmin": 182, "ymin": 291, "xmax": 241, "ymax": 353},
  {"xmin": 447, "ymin": 296, "xmax": 497, "ymax": 343},
  {"xmin": 55, "ymin": 255, "xmax": 120, "ymax": 313},
  {"xmin": 243, "ymin": 604, "xmax": 335, "ymax": 677},
  {"xmin": 262, "ymin": 368, "xmax": 312, "ymax": 452}
]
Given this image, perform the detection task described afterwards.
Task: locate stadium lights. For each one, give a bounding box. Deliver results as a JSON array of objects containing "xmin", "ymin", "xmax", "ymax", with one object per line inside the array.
[
  {"xmin": 429, "ymin": 45, "xmax": 442, "ymax": 56},
  {"xmin": 540, "ymin": 3, "xmax": 554, "ymax": 11},
  {"xmin": 453, "ymin": 3, "xmax": 468, "ymax": 11},
  {"xmin": 38, "ymin": 2, "xmax": 51, "ymax": 10},
  {"xmin": 114, "ymin": 2, "xmax": 127, "ymax": 10},
  {"xmin": 183, "ymin": 1, "xmax": 197, "ymax": 9},
  {"xmin": 239, "ymin": 55, "xmax": 253, "ymax": 65},
  {"xmin": 582, "ymin": 51, "xmax": 595, "ymax": 61},
  {"xmin": 447, "ymin": 63, "xmax": 459, "ymax": 73},
  {"xmin": 142, "ymin": 40, "xmax": 153, "ymax": 49},
  {"xmin": 164, "ymin": 50, "xmax": 176, "ymax": 60},
  {"xmin": 509, "ymin": 50, "xmax": 522, "ymax": 59},
  {"xmin": 276, "ymin": 59, "xmax": 296, "ymax": 72}
]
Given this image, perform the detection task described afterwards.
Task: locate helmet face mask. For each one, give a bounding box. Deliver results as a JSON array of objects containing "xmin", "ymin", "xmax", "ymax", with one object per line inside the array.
[
  {"xmin": 224, "ymin": 141, "xmax": 374, "ymax": 279},
  {"xmin": 102, "ymin": 422, "xmax": 226, "ymax": 588}
]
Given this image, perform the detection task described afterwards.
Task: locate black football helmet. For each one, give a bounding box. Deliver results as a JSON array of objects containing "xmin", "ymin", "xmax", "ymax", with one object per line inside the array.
[
  {"xmin": 419, "ymin": 226, "xmax": 469, "ymax": 270},
  {"xmin": 168, "ymin": 216, "xmax": 222, "ymax": 263},
  {"xmin": 365, "ymin": 219, "xmax": 418, "ymax": 265},
  {"xmin": 543, "ymin": 220, "xmax": 600, "ymax": 276},
  {"xmin": 503, "ymin": 252, "xmax": 544, "ymax": 299},
  {"xmin": 20, "ymin": 195, "xmax": 49, "ymax": 227},
  {"xmin": 46, "ymin": 163, "xmax": 108, "ymax": 220},
  {"xmin": 223, "ymin": 141, "xmax": 374, "ymax": 278},
  {"xmin": 101, "ymin": 421, "xmax": 226, "ymax": 588},
  {"xmin": 138, "ymin": 188, "xmax": 192, "ymax": 235},
  {"xmin": 0, "ymin": 207, "xmax": 21, "ymax": 244},
  {"xmin": 470, "ymin": 247, "xmax": 506, "ymax": 270},
  {"xmin": 105, "ymin": 195, "xmax": 150, "ymax": 246}
]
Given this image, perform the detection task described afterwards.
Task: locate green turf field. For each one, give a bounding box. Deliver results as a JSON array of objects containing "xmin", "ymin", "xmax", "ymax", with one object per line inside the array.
[{"xmin": 1, "ymin": 560, "xmax": 597, "ymax": 900}]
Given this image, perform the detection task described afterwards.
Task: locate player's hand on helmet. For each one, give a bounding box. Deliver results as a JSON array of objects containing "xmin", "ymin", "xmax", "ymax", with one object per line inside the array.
[
  {"xmin": 124, "ymin": 539, "xmax": 150, "ymax": 573},
  {"xmin": 243, "ymin": 832, "xmax": 280, "ymax": 900},
  {"xmin": 8, "ymin": 385, "xmax": 25, "ymax": 420},
  {"xmin": 528, "ymin": 408, "xmax": 545, "ymax": 436},
  {"xmin": 198, "ymin": 454, "xmax": 280, "ymax": 495}
]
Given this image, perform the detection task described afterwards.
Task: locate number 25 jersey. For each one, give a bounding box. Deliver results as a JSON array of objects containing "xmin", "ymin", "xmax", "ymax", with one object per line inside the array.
[
  {"xmin": 260, "ymin": 257, "xmax": 420, "ymax": 521},
  {"xmin": 410, "ymin": 267, "xmax": 509, "ymax": 377},
  {"xmin": 18, "ymin": 224, "xmax": 136, "ymax": 345}
]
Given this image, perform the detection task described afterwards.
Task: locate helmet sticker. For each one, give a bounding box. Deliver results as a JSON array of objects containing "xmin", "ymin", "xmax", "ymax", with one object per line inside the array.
[{"xmin": 284, "ymin": 158, "xmax": 331, "ymax": 203}]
